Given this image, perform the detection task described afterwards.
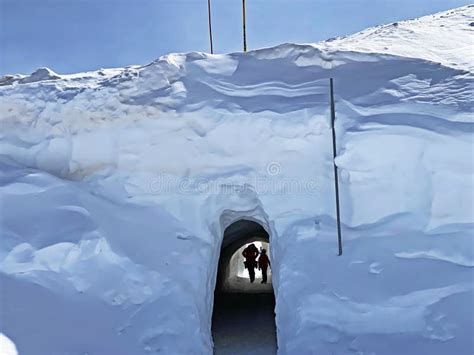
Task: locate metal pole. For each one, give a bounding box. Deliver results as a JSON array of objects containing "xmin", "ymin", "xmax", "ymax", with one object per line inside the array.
[
  {"xmin": 242, "ymin": 0, "xmax": 247, "ymax": 52},
  {"xmin": 207, "ymin": 0, "xmax": 214, "ymax": 54},
  {"xmin": 330, "ymin": 78, "xmax": 343, "ymax": 256}
]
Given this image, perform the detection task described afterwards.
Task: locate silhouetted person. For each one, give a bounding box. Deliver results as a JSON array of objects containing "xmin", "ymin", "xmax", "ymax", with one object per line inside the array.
[
  {"xmin": 258, "ymin": 249, "xmax": 271, "ymax": 284},
  {"xmin": 242, "ymin": 243, "xmax": 259, "ymax": 283}
]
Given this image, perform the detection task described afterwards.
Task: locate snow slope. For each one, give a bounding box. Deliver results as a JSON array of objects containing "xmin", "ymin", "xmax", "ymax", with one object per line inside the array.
[
  {"xmin": 0, "ymin": 5, "xmax": 473, "ymax": 355},
  {"xmin": 315, "ymin": 5, "xmax": 474, "ymax": 71}
]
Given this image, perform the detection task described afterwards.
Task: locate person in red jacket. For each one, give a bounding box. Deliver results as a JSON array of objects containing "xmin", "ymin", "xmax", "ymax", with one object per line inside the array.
[
  {"xmin": 242, "ymin": 243, "xmax": 259, "ymax": 283},
  {"xmin": 258, "ymin": 249, "xmax": 271, "ymax": 284}
]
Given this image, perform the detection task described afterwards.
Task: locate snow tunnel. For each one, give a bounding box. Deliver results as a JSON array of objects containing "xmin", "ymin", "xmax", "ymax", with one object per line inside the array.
[{"xmin": 212, "ymin": 219, "xmax": 277, "ymax": 354}]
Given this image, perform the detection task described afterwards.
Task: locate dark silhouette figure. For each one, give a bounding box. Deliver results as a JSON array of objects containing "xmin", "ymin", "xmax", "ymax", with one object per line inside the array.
[
  {"xmin": 258, "ymin": 249, "xmax": 271, "ymax": 284},
  {"xmin": 242, "ymin": 243, "xmax": 259, "ymax": 283}
]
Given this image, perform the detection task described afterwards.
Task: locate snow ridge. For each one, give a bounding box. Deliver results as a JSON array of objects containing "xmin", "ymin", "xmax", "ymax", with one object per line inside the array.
[{"xmin": 316, "ymin": 5, "xmax": 474, "ymax": 71}]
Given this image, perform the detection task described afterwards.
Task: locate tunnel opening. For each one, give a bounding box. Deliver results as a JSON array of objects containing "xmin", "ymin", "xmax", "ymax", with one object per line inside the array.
[{"xmin": 212, "ymin": 219, "xmax": 277, "ymax": 354}]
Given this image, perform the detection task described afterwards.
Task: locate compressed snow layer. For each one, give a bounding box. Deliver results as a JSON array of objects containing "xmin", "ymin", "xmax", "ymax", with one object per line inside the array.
[
  {"xmin": 0, "ymin": 5, "xmax": 473, "ymax": 355},
  {"xmin": 275, "ymin": 228, "xmax": 474, "ymax": 354},
  {"xmin": 0, "ymin": 159, "xmax": 215, "ymax": 354}
]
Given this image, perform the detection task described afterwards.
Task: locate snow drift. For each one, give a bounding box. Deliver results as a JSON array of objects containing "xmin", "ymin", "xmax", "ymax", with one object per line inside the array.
[{"xmin": 0, "ymin": 5, "xmax": 473, "ymax": 355}]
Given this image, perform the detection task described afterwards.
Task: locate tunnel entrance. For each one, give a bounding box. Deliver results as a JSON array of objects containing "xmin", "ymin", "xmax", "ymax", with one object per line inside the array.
[{"xmin": 212, "ymin": 219, "xmax": 277, "ymax": 354}]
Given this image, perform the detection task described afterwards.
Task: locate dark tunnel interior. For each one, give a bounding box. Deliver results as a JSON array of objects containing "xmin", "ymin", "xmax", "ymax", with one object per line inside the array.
[{"xmin": 212, "ymin": 219, "xmax": 277, "ymax": 354}]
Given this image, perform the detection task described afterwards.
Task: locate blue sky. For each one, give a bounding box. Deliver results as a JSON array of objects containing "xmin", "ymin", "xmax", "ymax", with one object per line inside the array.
[{"xmin": 0, "ymin": 0, "xmax": 471, "ymax": 75}]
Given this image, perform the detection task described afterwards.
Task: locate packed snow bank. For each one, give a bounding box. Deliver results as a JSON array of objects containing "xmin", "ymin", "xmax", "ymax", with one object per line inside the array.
[
  {"xmin": 0, "ymin": 5, "xmax": 473, "ymax": 355},
  {"xmin": 0, "ymin": 157, "xmax": 214, "ymax": 354}
]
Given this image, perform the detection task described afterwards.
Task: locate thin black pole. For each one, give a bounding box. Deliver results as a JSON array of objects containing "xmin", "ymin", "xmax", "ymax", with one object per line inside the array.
[
  {"xmin": 330, "ymin": 78, "xmax": 343, "ymax": 256},
  {"xmin": 242, "ymin": 0, "xmax": 247, "ymax": 52},
  {"xmin": 207, "ymin": 0, "xmax": 214, "ymax": 54}
]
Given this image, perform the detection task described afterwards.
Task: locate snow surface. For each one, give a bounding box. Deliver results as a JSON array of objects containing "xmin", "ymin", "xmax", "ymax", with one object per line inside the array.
[
  {"xmin": 315, "ymin": 5, "xmax": 474, "ymax": 72},
  {"xmin": 0, "ymin": 334, "xmax": 18, "ymax": 355},
  {"xmin": 0, "ymin": 5, "xmax": 473, "ymax": 355}
]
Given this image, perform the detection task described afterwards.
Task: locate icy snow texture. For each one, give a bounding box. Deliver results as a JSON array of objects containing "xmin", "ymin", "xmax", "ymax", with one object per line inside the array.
[{"xmin": 0, "ymin": 5, "xmax": 473, "ymax": 355}]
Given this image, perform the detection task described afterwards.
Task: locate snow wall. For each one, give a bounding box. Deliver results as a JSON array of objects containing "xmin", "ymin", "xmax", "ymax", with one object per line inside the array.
[{"xmin": 1, "ymin": 7, "xmax": 473, "ymax": 355}]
